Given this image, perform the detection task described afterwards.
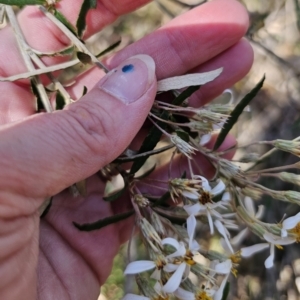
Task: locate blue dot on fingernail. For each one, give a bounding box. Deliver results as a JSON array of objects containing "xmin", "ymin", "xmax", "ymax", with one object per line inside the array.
[{"xmin": 122, "ymin": 64, "xmax": 134, "ymax": 73}]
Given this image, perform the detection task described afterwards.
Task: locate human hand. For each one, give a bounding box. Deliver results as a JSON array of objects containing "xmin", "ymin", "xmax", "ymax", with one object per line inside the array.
[{"xmin": 0, "ymin": 0, "xmax": 253, "ymax": 299}]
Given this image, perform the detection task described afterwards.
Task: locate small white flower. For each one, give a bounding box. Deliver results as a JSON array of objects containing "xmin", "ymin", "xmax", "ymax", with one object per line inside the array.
[
  {"xmin": 184, "ymin": 177, "xmax": 227, "ymax": 234},
  {"xmin": 262, "ymin": 232, "xmax": 296, "ymax": 269},
  {"xmin": 160, "ymin": 215, "xmax": 200, "ymax": 293},
  {"xmin": 281, "ymin": 212, "xmax": 300, "ymax": 237}
]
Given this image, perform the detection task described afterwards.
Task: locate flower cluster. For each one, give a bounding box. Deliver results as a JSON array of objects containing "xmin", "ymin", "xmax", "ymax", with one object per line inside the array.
[{"xmin": 119, "ymin": 83, "xmax": 300, "ymax": 299}]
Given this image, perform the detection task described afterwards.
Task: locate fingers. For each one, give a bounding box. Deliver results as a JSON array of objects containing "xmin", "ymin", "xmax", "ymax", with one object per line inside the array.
[
  {"xmin": 0, "ymin": 55, "xmax": 156, "ymax": 202},
  {"xmin": 66, "ymin": 0, "xmax": 252, "ymax": 101},
  {"xmin": 189, "ymin": 38, "xmax": 254, "ymax": 106},
  {"xmin": 106, "ymin": 0, "xmax": 249, "ymax": 79}
]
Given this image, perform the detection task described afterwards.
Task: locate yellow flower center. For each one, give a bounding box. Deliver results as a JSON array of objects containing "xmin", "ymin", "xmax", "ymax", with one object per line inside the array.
[
  {"xmin": 196, "ymin": 291, "xmax": 213, "ymax": 300},
  {"xmin": 230, "ymin": 252, "xmax": 241, "ymax": 277},
  {"xmin": 290, "ymin": 222, "xmax": 300, "ymax": 242}
]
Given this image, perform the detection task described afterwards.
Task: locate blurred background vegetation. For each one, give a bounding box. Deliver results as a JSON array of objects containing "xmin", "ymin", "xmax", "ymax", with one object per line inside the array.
[{"xmin": 88, "ymin": 0, "xmax": 300, "ymax": 299}]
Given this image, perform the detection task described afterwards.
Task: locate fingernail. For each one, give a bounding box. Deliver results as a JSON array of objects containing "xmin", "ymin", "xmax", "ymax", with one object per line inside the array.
[{"xmin": 98, "ymin": 54, "xmax": 156, "ymax": 105}]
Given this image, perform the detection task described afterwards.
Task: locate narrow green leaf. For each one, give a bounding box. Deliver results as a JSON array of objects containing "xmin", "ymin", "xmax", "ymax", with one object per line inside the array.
[
  {"xmin": 73, "ymin": 210, "xmax": 135, "ymax": 231},
  {"xmin": 173, "ymin": 85, "xmax": 200, "ymax": 106},
  {"xmin": 77, "ymin": 52, "xmax": 92, "ymax": 64},
  {"xmin": 96, "ymin": 40, "xmax": 121, "ymax": 58},
  {"xmin": 214, "ymin": 74, "xmax": 265, "ymax": 151},
  {"xmin": 55, "ymin": 91, "xmax": 65, "ymax": 110},
  {"xmin": 0, "ymin": 0, "xmax": 44, "ymax": 5},
  {"xmin": 76, "ymin": 0, "xmax": 97, "ymax": 38},
  {"xmin": 54, "ymin": 9, "xmax": 78, "ymax": 37},
  {"xmin": 221, "ymin": 282, "xmax": 230, "ymax": 300}
]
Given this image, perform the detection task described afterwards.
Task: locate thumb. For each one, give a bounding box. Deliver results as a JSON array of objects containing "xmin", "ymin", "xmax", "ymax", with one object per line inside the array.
[{"xmin": 0, "ymin": 55, "xmax": 156, "ymax": 199}]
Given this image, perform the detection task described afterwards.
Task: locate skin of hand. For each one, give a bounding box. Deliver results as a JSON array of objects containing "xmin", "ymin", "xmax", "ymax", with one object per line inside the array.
[{"xmin": 0, "ymin": 0, "xmax": 253, "ymax": 299}]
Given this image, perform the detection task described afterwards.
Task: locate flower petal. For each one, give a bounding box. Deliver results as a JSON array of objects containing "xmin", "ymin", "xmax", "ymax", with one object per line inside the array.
[
  {"xmin": 255, "ymin": 205, "xmax": 265, "ymax": 219},
  {"xmin": 193, "ymin": 175, "xmax": 211, "ymax": 191},
  {"xmin": 163, "ymin": 263, "xmax": 186, "ymax": 293},
  {"xmin": 213, "ymin": 274, "xmax": 230, "ymax": 300},
  {"xmin": 182, "ymin": 190, "xmax": 200, "ymax": 200},
  {"xmin": 241, "ymin": 243, "xmax": 269, "ymax": 257},
  {"xmin": 164, "ymin": 263, "xmax": 179, "ymax": 272},
  {"xmin": 214, "ymin": 259, "xmax": 232, "ymax": 274},
  {"xmin": 282, "ymin": 212, "xmax": 300, "ymax": 230},
  {"xmin": 184, "ymin": 203, "xmax": 201, "ymax": 215},
  {"xmin": 187, "ymin": 214, "xmax": 197, "ymax": 248},
  {"xmin": 162, "ymin": 237, "xmax": 180, "ymax": 249},
  {"xmin": 221, "ymin": 192, "xmax": 231, "ymax": 202},
  {"xmin": 264, "ymin": 243, "xmax": 275, "ymax": 269},
  {"xmin": 124, "ymin": 261, "xmax": 156, "ymax": 274},
  {"xmin": 230, "ymin": 228, "xmax": 249, "ymax": 246},
  {"xmin": 207, "ymin": 210, "xmax": 214, "ymax": 235},
  {"xmin": 166, "ymin": 242, "xmax": 186, "ymax": 259},
  {"xmin": 215, "ymin": 220, "xmax": 233, "ymax": 253},
  {"xmin": 200, "ymin": 133, "xmax": 212, "ymax": 146},
  {"xmin": 211, "ymin": 180, "xmax": 225, "ymax": 195},
  {"xmin": 263, "ymin": 232, "xmax": 295, "ymax": 245},
  {"xmin": 174, "ymin": 287, "xmax": 195, "ymax": 300}
]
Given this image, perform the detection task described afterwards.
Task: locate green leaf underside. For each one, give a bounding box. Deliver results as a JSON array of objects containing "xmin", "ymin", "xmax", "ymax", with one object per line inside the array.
[
  {"xmin": 134, "ymin": 164, "xmax": 156, "ymax": 180},
  {"xmin": 0, "ymin": 0, "xmax": 44, "ymax": 5},
  {"xmin": 96, "ymin": 40, "xmax": 121, "ymax": 58},
  {"xmin": 213, "ymin": 75, "xmax": 265, "ymax": 151},
  {"xmin": 130, "ymin": 86, "xmax": 201, "ymax": 175},
  {"xmin": 221, "ymin": 282, "xmax": 230, "ymax": 300},
  {"xmin": 55, "ymin": 91, "xmax": 65, "ymax": 110},
  {"xmin": 76, "ymin": 0, "xmax": 97, "ymax": 38},
  {"xmin": 73, "ymin": 210, "xmax": 135, "ymax": 231},
  {"xmin": 54, "ymin": 10, "xmax": 78, "ymax": 37}
]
